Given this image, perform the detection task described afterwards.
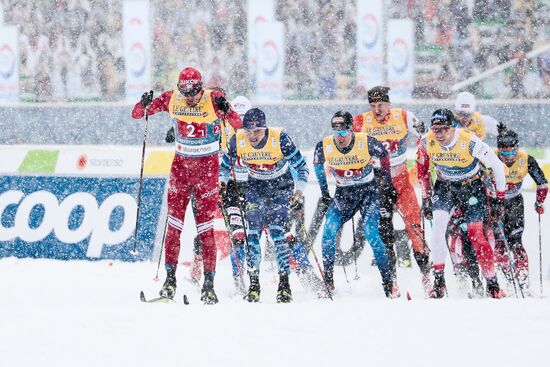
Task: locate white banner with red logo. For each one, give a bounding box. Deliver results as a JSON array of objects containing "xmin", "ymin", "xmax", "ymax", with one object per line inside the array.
[
  {"xmin": 247, "ymin": 0, "xmax": 275, "ymax": 87},
  {"xmin": 387, "ymin": 19, "xmax": 414, "ymax": 100},
  {"xmin": 123, "ymin": 0, "xmax": 151, "ymax": 103},
  {"xmin": 255, "ymin": 22, "xmax": 285, "ymax": 101},
  {"xmin": 0, "ymin": 26, "xmax": 19, "ymax": 102},
  {"xmin": 356, "ymin": 0, "xmax": 384, "ymax": 90}
]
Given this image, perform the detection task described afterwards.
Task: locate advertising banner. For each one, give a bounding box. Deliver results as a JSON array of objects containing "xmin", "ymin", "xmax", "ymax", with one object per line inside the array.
[
  {"xmin": 123, "ymin": 0, "xmax": 151, "ymax": 102},
  {"xmin": 387, "ymin": 19, "xmax": 414, "ymax": 100},
  {"xmin": 0, "ymin": 26, "xmax": 19, "ymax": 102},
  {"xmin": 255, "ymin": 21, "xmax": 285, "ymax": 101},
  {"xmin": 0, "ymin": 176, "xmax": 165, "ymax": 261},
  {"xmin": 356, "ymin": 0, "xmax": 384, "ymax": 89},
  {"xmin": 247, "ymin": 0, "xmax": 275, "ymax": 87}
]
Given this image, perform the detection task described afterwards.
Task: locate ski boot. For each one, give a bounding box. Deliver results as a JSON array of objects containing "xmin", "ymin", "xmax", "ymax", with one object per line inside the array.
[
  {"xmin": 323, "ymin": 270, "xmax": 335, "ymax": 294},
  {"xmin": 382, "ymin": 279, "xmax": 401, "ymax": 298},
  {"xmin": 200, "ymin": 272, "xmax": 218, "ymax": 305},
  {"xmin": 276, "ymin": 272, "xmax": 292, "ymax": 303},
  {"xmin": 244, "ymin": 272, "xmax": 261, "ymax": 303},
  {"xmin": 430, "ymin": 269, "xmax": 446, "ymax": 299},
  {"xmin": 470, "ymin": 277, "xmax": 485, "ymax": 298},
  {"xmin": 159, "ymin": 264, "xmax": 177, "ymax": 299},
  {"xmin": 486, "ymin": 277, "xmax": 506, "ymax": 299}
]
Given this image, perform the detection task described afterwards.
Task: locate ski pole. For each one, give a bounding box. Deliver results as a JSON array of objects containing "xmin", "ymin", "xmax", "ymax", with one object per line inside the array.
[
  {"xmin": 352, "ymin": 216, "xmax": 360, "ymax": 280},
  {"xmin": 132, "ymin": 109, "xmax": 150, "ymax": 255},
  {"xmin": 154, "ymin": 217, "xmax": 168, "ymax": 281},
  {"xmin": 496, "ymin": 220, "xmax": 524, "ymax": 298},
  {"xmin": 297, "ymin": 216, "xmax": 333, "ymax": 300},
  {"xmin": 539, "ymin": 213, "xmax": 543, "ymax": 297}
]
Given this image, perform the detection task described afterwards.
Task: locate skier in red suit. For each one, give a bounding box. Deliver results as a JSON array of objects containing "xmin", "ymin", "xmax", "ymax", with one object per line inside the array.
[{"xmin": 131, "ymin": 67, "xmax": 242, "ymax": 304}]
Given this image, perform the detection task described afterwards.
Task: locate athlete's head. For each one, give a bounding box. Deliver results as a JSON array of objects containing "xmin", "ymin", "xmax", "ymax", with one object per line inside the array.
[
  {"xmin": 231, "ymin": 96, "xmax": 252, "ymax": 117},
  {"xmin": 368, "ymin": 86, "xmax": 391, "ymax": 122},
  {"xmin": 497, "ymin": 123, "xmax": 519, "ymax": 166},
  {"xmin": 454, "ymin": 91, "xmax": 475, "ymax": 127},
  {"xmin": 243, "ymin": 108, "xmax": 267, "ymax": 146},
  {"xmin": 177, "ymin": 67, "xmax": 203, "ymax": 106},
  {"xmin": 331, "ymin": 110, "xmax": 353, "ymax": 147},
  {"xmin": 430, "ymin": 108, "xmax": 455, "ymax": 146}
]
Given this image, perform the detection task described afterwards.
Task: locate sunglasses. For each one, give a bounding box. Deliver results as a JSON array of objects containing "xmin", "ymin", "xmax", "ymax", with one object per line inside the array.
[
  {"xmin": 499, "ymin": 150, "xmax": 517, "ymax": 157},
  {"xmin": 432, "ymin": 127, "xmax": 450, "ymax": 134},
  {"xmin": 333, "ymin": 129, "xmax": 349, "ymax": 137},
  {"xmin": 178, "ymin": 82, "xmax": 202, "ymax": 97}
]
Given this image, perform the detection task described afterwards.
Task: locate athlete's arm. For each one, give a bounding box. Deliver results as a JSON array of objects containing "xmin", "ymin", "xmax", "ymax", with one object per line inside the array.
[
  {"xmin": 313, "ymin": 141, "xmax": 329, "ymax": 197},
  {"xmin": 471, "ymin": 136, "xmax": 506, "ymax": 192},
  {"xmin": 368, "ymin": 136, "xmax": 391, "ymax": 177},
  {"xmin": 211, "ymin": 89, "xmax": 242, "ymax": 129},
  {"xmin": 280, "ymin": 131, "xmax": 309, "ymax": 192},
  {"xmin": 481, "ymin": 115, "xmax": 499, "ymax": 137},
  {"xmin": 416, "ymin": 138, "xmax": 431, "ymax": 199},
  {"xmin": 528, "ymin": 155, "xmax": 548, "ymax": 205},
  {"xmin": 219, "ymin": 135, "xmax": 238, "ymax": 184},
  {"xmin": 131, "ymin": 90, "xmax": 173, "ymax": 119}
]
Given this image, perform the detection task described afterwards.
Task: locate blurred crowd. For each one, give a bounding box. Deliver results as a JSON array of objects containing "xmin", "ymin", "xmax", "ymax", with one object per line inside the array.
[{"xmin": 2, "ymin": 0, "xmax": 550, "ymax": 101}]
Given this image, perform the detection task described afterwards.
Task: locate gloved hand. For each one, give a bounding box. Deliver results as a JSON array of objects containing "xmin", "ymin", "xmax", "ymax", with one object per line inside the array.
[
  {"xmin": 535, "ymin": 186, "xmax": 547, "ymax": 215},
  {"xmin": 214, "ymin": 95, "xmax": 231, "ymax": 114},
  {"xmin": 491, "ymin": 191, "xmax": 506, "ymax": 219},
  {"xmin": 320, "ymin": 192, "xmax": 332, "ymax": 208},
  {"xmin": 422, "ymin": 197, "xmax": 433, "ymax": 220},
  {"xmin": 290, "ymin": 190, "xmax": 304, "ymax": 212},
  {"xmin": 140, "ymin": 90, "xmax": 153, "ymax": 107},
  {"xmin": 535, "ymin": 201, "xmax": 544, "ymax": 215},
  {"xmin": 165, "ymin": 126, "xmax": 175, "ymax": 143},
  {"xmin": 218, "ymin": 182, "xmax": 227, "ymax": 199},
  {"xmin": 412, "ymin": 117, "xmax": 427, "ymax": 135}
]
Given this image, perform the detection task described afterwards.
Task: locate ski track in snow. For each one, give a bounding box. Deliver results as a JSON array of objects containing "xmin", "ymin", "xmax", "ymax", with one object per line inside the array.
[{"xmin": 1, "ymin": 189, "xmax": 550, "ymax": 367}]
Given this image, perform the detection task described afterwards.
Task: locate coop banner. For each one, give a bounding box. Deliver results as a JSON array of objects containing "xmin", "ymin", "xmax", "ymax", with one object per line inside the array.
[
  {"xmin": 0, "ymin": 26, "xmax": 19, "ymax": 102},
  {"xmin": 255, "ymin": 21, "xmax": 285, "ymax": 101},
  {"xmin": 123, "ymin": 0, "xmax": 151, "ymax": 102},
  {"xmin": 0, "ymin": 176, "xmax": 165, "ymax": 262},
  {"xmin": 387, "ymin": 19, "xmax": 414, "ymax": 100},
  {"xmin": 356, "ymin": 0, "xmax": 384, "ymax": 89}
]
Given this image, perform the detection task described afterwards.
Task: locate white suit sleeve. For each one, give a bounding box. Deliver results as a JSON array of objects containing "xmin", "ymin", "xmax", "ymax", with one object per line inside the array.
[
  {"xmin": 471, "ymin": 135, "xmax": 506, "ymax": 192},
  {"xmin": 482, "ymin": 115, "xmax": 499, "ymax": 136}
]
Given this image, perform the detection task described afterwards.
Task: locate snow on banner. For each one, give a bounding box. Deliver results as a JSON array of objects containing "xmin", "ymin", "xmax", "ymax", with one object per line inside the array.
[{"xmin": 0, "ymin": 176, "xmax": 165, "ymax": 261}]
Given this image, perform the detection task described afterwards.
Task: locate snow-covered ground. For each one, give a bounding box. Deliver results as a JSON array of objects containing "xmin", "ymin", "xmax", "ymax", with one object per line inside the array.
[{"xmin": 1, "ymin": 187, "xmax": 549, "ymax": 367}]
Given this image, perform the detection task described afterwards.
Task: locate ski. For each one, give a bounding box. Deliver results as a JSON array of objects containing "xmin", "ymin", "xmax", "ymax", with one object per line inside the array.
[{"xmin": 139, "ymin": 291, "xmax": 189, "ymax": 304}]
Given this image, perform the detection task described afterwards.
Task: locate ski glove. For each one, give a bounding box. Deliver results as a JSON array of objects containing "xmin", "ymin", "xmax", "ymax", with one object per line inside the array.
[
  {"xmin": 218, "ymin": 182, "xmax": 227, "ymax": 199},
  {"xmin": 165, "ymin": 127, "xmax": 175, "ymax": 143},
  {"xmin": 491, "ymin": 191, "xmax": 506, "ymax": 219},
  {"xmin": 290, "ymin": 190, "xmax": 304, "ymax": 212},
  {"xmin": 140, "ymin": 90, "xmax": 153, "ymax": 107},
  {"xmin": 535, "ymin": 201, "xmax": 544, "ymax": 215},
  {"xmin": 422, "ymin": 197, "xmax": 432, "ymax": 220},
  {"xmin": 214, "ymin": 96, "xmax": 231, "ymax": 114},
  {"xmin": 535, "ymin": 186, "xmax": 548, "ymax": 214},
  {"xmin": 321, "ymin": 192, "xmax": 332, "ymax": 208}
]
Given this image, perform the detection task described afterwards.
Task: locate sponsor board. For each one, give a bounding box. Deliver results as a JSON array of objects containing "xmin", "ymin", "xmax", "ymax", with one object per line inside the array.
[{"xmin": 0, "ymin": 176, "xmax": 165, "ymax": 261}]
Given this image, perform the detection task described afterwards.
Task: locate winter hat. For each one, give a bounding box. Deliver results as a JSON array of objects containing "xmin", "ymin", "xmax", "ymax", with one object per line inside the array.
[
  {"xmin": 454, "ymin": 92, "xmax": 476, "ymax": 113},
  {"xmin": 231, "ymin": 96, "xmax": 252, "ymax": 116},
  {"xmin": 243, "ymin": 108, "xmax": 266, "ymax": 129},
  {"xmin": 367, "ymin": 86, "xmax": 391, "ymax": 103}
]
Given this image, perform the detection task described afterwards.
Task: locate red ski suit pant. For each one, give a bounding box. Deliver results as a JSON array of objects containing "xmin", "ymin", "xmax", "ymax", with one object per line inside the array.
[
  {"xmin": 165, "ymin": 154, "xmax": 219, "ymax": 273},
  {"xmin": 392, "ymin": 170, "xmax": 427, "ymax": 254}
]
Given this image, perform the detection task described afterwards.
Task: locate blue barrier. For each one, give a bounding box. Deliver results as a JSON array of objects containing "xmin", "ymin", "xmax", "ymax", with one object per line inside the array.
[{"xmin": 0, "ymin": 176, "xmax": 166, "ymax": 261}]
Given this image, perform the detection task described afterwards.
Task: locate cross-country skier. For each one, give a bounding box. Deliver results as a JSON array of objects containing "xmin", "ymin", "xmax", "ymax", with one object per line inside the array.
[
  {"xmin": 131, "ymin": 67, "xmax": 242, "ymax": 304},
  {"xmin": 353, "ymin": 86, "xmax": 432, "ymax": 294},
  {"xmin": 315, "ymin": 111, "xmax": 397, "ymax": 298},
  {"xmin": 490, "ymin": 124, "xmax": 548, "ymax": 294},
  {"xmin": 219, "ymin": 95, "xmax": 252, "ymax": 294},
  {"xmin": 219, "ymin": 108, "xmax": 309, "ymax": 303},
  {"xmin": 453, "ymin": 92, "xmax": 498, "ymax": 140},
  {"xmin": 417, "ymin": 109, "xmax": 507, "ymax": 299}
]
